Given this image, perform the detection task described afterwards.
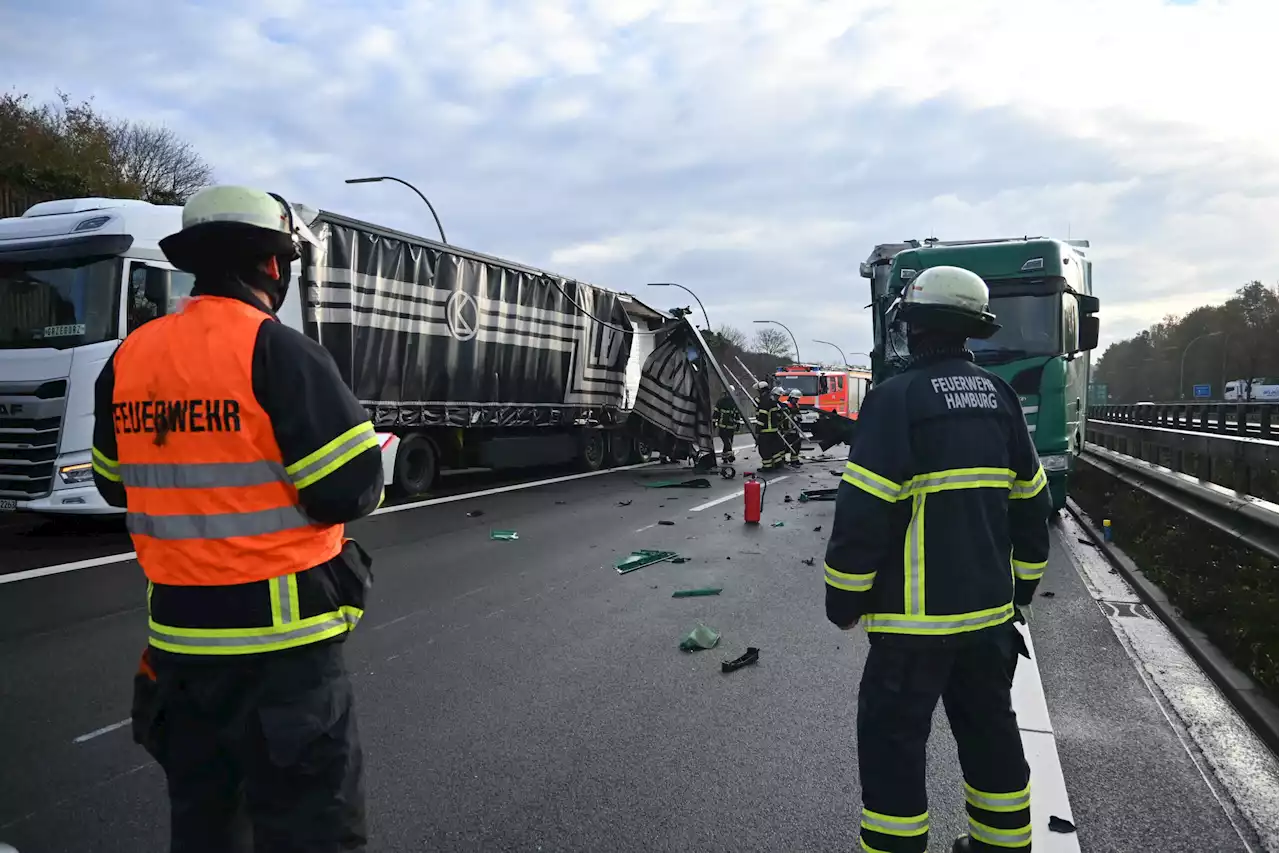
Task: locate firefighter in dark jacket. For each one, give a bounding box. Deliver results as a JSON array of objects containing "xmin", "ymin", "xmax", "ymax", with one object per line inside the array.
[
  {"xmin": 713, "ymin": 386, "xmax": 743, "ymax": 462},
  {"xmin": 91, "ymin": 185, "xmax": 385, "ymax": 852},
  {"xmin": 821, "ymin": 265, "xmax": 1052, "ymax": 853},
  {"xmin": 778, "ymin": 388, "xmax": 804, "ymax": 468},
  {"xmin": 754, "ymin": 381, "xmax": 787, "ymax": 470}
]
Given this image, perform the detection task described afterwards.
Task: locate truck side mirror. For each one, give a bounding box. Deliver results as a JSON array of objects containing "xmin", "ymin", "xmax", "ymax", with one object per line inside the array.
[
  {"xmin": 1078, "ymin": 315, "xmax": 1100, "ymax": 352},
  {"xmin": 141, "ymin": 266, "xmax": 171, "ymax": 308},
  {"xmin": 1078, "ymin": 294, "xmax": 1100, "ymax": 314}
]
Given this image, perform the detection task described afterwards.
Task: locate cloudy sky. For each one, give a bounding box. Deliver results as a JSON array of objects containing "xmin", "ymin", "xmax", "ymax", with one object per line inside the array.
[{"xmin": 2, "ymin": 0, "xmax": 1276, "ymax": 361}]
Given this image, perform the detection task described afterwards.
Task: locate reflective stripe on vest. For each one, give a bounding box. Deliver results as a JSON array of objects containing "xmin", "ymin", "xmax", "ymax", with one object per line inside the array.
[{"xmin": 111, "ymin": 296, "xmax": 346, "ymax": 588}]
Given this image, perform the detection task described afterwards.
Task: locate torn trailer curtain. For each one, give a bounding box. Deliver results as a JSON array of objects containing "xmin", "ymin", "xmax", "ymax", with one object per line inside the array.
[
  {"xmin": 626, "ymin": 319, "xmax": 716, "ymax": 460},
  {"xmin": 301, "ymin": 212, "xmax": 634, "ymax": 430},
  {"xmin": 807, "ymin": 408, "xmax": 859, "ymax": 451}
]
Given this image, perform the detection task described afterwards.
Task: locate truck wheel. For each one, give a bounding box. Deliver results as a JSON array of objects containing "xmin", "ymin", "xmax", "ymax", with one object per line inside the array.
[
  {"xmin": 393, "ymin": 434, "xmax": 438, "ymax": 497},
  {"xmin": 578, "ymin": 430, "xmax": 606, "ymax": 472},
  {"xmin": 631, "ymin": 439, "xmax": 652, "ymax": 464},
  {"xmin": 606, "ymin": 434, "xmax": 633, "ymax": 467}
]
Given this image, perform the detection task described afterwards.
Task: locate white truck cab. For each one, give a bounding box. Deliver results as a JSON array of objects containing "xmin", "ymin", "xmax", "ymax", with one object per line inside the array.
[{"xmin": 0, "ymin": 197, "xmax": 394, "ymax": 517}]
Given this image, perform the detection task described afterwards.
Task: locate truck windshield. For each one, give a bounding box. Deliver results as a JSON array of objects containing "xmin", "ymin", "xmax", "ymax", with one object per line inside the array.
[
  {"xmin": 970, "ymin": 292, "xmax": 1061, "ymax": 364},
  {"xmin": 0, "ymin": 258, "xmax": 122, "ymax": 350},
  {"xmin": 776, "ymin": 375, "xmax": 821, "ymax": 396}
]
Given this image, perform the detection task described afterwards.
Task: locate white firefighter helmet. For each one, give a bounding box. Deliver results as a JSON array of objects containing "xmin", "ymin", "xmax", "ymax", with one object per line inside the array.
[
  {"xmin": 896, "ymin": 265, "xmax": 1000, "ymax": 339},
  {"xmin": 160, "ymin": 185, "xmax": 320, "ymax": 275},
  {"xmin": 755, "ymin": 380, "xmax": 771, "ymax": 392}
]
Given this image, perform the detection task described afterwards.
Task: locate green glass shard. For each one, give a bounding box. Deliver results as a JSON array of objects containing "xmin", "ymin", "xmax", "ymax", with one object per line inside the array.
[{"xmin": 614, "ymin": 549, "xmax": 679, "ymax": 574}]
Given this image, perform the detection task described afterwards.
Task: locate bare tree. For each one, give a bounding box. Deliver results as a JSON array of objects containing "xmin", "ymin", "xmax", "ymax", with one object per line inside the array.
[
  {"xmin": 753, "ymin": 327, "xmax": 793, "ymax": 359},
  {"xmin": 109, "ymin": 121, "xmax": 213, "ymax": 204},
  {"xmin": 714, "ymin": 324, "xmax": 748, "ymax": 350}
]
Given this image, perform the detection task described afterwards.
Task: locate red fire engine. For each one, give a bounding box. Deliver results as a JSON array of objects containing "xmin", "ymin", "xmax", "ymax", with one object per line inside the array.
[{"xmin": 773, "ymin": 364, "xmax": 872, "ymax": 423}]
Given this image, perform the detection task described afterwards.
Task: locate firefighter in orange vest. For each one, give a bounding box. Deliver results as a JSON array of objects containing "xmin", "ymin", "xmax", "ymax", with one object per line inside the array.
[{"xmin": 91, "ymin": 185, "xmax": 385, "ymax": 852}]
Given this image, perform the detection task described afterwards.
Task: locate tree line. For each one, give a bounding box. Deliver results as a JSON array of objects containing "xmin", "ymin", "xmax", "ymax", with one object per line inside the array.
[
  {"xmin": 1093, "ymin": 281, "xmax": 1278, "ymax": 403},
  {"xmin": 1, "ymin": 90, "xmax": 213, "ymax": 218}
]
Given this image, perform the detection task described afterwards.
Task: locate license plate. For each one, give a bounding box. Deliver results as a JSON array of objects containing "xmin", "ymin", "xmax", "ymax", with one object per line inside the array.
[{"xmin": 0, "ymin": 498, "xmax": 16, "ymax": 512}]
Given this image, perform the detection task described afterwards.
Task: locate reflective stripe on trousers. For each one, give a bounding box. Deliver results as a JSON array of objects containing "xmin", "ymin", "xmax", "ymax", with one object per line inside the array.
[
  {"xmin": 965, "ymin": 780, "xmax": 1032, "ymax": 850},
  {"xmin": 859, "ymin": 807, "xmax": 928, "ymax": 853}
]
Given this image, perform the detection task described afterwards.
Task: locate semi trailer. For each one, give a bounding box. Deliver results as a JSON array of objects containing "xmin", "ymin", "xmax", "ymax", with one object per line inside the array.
[{"xmin": 0, "ymin": 196, "xmax": 666, "ymax": 516}]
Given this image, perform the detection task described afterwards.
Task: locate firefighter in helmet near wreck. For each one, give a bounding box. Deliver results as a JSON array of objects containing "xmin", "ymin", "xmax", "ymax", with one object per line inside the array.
[
  {"xmin": 754, "ymin": 381, "xmax": 788, "ymax": 470},
  {"xmin": 820, "ymin": 265, "xmax": 1052, "ymax": 853}
]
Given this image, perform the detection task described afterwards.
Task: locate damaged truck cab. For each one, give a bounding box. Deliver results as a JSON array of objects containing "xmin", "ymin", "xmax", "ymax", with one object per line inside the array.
[{"xmin": 860, "ymin": 238, "xmax": 1101, "ymax": 511}]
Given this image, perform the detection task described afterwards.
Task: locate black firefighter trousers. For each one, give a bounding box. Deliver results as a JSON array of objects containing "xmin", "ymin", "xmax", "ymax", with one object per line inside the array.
[
  {"xmin": 856, "ymin": 627, "xmax": 1032, "ymax": 853},
  {"xmin": 135, "ymin": 641, "xmax": 366, "ymax": 853}
]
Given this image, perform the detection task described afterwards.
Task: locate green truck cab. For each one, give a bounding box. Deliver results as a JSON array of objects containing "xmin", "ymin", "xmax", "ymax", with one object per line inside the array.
[{"xmin": 860, "ymin": 238, "xmax": 1101, "ymax": 510}]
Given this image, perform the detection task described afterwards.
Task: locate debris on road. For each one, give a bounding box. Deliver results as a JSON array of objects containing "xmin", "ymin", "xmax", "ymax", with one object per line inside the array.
[
  {"xmin": 490, "ymin": 530, "xmax": 519, "ymax": 541},
  {"xmin": 771, "ymin": 521, "xmax": 784, "ymax": 528},
  {"xmin": 1076, "ymin": 537, "xmax": 1097, "ymax": 547},
  {"xmin": 617, "ymin": 500, "xmax": 633, "ymax": 507},
  {"xmin": 1048, "ymin": 816, "xmax": 1077, "ymax": 834},
  {"xmin": 615, "ymin": 549, "xmax": 680, "ymax": 575},
  {"xmin": 466, "ymin": 509, "xmax": 485, "ymax": 517},
  {"xmin": 783, "ymin": 495, "xmax": 793, "ymax": 503},
  {"xmin": 679, "ymin": 623, "xmax": 721, "ymax": 651},
  {"xmin": 802, "ymin": 558, "xmax": 815, "ymax": 566},
  {"xmin": 724, "ymin": 513, "xmax": 733, "ymax": 521},
  {"xmin": 672, "ymin": 587, "xmax": 722, "ymax": 598},
  {"xmin": 644, "ymin": 478, "xmax": 712, "ymax": 489},
  {"xmin": 658, "ymin": 520, "xmax": 676, "ymax": 526},
  {"xmin": 799, "ymin": 488, "xmax": 838, "ymax": 502},
  {"xmin": 721, "ymin": 647, "xmax": 760, "ymax": 673},
  {"xmin": 813, "ymin": 525, "xmax": 822, "ymax": 532},
  {"xmin": 671, "ymin": 557, "xmax": 690, "ymax": 564}
]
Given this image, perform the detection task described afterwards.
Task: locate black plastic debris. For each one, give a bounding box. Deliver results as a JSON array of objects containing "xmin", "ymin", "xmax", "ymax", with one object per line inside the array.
[
  {"xmin": 671, "ymin": 557, "xmax": 689, "ymax": 564},
  {"xmin": 659, "ymin": 520, "xmax": 676, "ymax": 526},
  {"xmin": 721, "ymin": 647, "xmax": 760, "ymax": 673},
  {"xmin": 1048, "ymin": 816, "xmax": 1076, "ymax": 834},
  {"xmin": 466, "ymin": 510, "xmax": 484, "ymax": 517},
  {"xmin": 1040, "ymin": 591, "xmax": 1056, "ymax": 598},
  {"xmin": 555, "ymin": 500, "xmax": 567, "ymax": 505},
  {"xmin": 784, "ymin": 495, "xmax": 793, "ymax": 503},
  {"xmin": 1076, "ymin": 537, "xmax": 1097, "ymax": 547},
  {"xmin": 645, "ymin": 478, "xmax": 712, "ymax": 489},
  {"xmin": 813, "ymin": 525, "xmax": 822, "ymax": 532},
  {"xmin": 799, "ymin": 488, "xmax": 838, "ymax": 502},
  {"xmin": 724, "ymin": 513, "xmax": 733, "ymax": 521},
  {"xmin": 801, "ymin": 558, "xmax": 815, "ymax": 566},
  {"xmin": 618, "ymin": 500, "xmax": 633, "ymax": 507}
]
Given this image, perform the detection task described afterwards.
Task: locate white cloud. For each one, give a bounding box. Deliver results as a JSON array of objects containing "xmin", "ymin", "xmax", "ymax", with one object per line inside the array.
[{"xmin": 0, "ymin": 0, "xmax": 1275, "ymax": 365}]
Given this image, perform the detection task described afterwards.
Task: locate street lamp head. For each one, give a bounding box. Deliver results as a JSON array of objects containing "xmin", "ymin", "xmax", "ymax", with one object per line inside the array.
[
  {"xmin": 752, "ymin": 319, "xmax": 769, "ymax": 324},
  {"xmin": 647, "ymin": 282, "xmax": 674, "ymax": 287},
  {"xmin": 344, "ymin": 176, "xmax": 385, "ymax": 185}
]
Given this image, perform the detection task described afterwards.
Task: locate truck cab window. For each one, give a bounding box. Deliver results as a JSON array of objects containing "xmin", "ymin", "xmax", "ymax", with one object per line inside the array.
[
  {"xmin": 1062, "ymin": 292, "xmax": 1080, "ymax": 352},
  {"xmin": 128, "ymin": 263, "xmax": 196, "ymax": 334}
]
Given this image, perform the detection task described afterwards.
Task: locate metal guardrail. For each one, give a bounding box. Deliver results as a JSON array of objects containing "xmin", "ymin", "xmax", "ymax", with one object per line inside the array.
[
  {"xmin": 1078, "ymin": 443, "xmax": 1279, "ymax": 558},
  {"xmin": 1088, "ymin": 403, "xmax": 1277, "ymax": 441}
]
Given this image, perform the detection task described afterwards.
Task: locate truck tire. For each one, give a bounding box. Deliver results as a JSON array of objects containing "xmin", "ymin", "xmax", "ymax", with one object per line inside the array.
[
  {"xmin": 606, "ymin": 434, "xmax": 633, "ymax": 468},
  {"xmin": 392, "ymin": 434, "xmax": 439, "ymax": 497},
  {"xmin": 631, "ymin": 439, "xmax": 652, "ymax": 464},
  {"xmin": 578, "ymin": 429, "xmax": 606, "ymax": 472}
]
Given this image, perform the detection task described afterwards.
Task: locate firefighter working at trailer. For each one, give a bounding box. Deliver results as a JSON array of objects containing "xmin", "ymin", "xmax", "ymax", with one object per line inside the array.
[
  {"xmin": 90, "ymin": 185, "xmax": 385, "ymax": 852},
  {"xmin": 713, "ymin": 384, "xmax": 743, "ymax": 463},
  {"xmin": 753, "ymin": 380, "xmax": 787, "ymax": 470},
  {"xmin": 820, "ymin": 265, "xmax": 1053, "ymax": 853}
]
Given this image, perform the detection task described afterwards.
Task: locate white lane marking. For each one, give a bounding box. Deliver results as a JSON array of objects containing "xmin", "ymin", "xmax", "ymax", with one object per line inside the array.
[
  {"xmin": 1011, "ymin": 623, "xmax": 1080, "ymax": 852},
  {"xmin": 1, "ymin": 459, "xmax": 669, "ymax": 584},
  {"xmin": 1061, "ymin": 511, "xmax": 1276, "ymax": 852},
  {"xmin": 690, "ymin": 475, "xmax": 790, "ymax": 512},
  {"xmin": 0, "ymin": 551, "xmax": 138, "ymax": 586},
  {"xmin": 72, "ymin": 718, "xmax": 130, "ymax": 744},
  {"xmin": 634, "ymin": 523, "xmax": 658, "ymax": 533}
]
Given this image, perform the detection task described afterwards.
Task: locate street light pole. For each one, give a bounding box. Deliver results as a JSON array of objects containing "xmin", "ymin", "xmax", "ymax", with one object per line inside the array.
[
  {"xmin": 812, "ymin": 339, "xmax": 849, "ymax": 367},
  {"xmin": 345, "ymin": 176, "xmax": 448, "ymax": 244},
  {"xmin": 754, "ymin": 319, "xmax": 800, "ymax": 363},
  {"xmin": 647, "ymin": 282, "xmax": 710, "ymax": 330},
  {"xmin": 1178, "ymin": 331, "xmax": 1224, "ymax": 400}
]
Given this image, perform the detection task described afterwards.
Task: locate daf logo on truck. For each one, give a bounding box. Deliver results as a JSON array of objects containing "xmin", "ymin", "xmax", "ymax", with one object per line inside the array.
[{"xmin": 0, "ymin": 402, "xmax": 23, "ymax": 416}]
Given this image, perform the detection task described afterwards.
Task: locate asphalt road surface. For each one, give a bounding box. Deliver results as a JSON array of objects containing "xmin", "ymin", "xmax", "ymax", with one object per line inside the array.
[{"xmin": 1, "ymin": 448, "xmax": 1275, "ymax": 852}]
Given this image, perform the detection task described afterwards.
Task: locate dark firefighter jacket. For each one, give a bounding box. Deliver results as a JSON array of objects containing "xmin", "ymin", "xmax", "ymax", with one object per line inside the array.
[
  {"xmin": 822, "ymin": 351, "xmax": 1052, "ymax": 643},
  {"xmin": 92, "ymin": 288, "xmax": 385, "ymax": 657},
  {"xmin": 756, "ymin": 395, "xmax": 783, "ymax": 432},
  {"xmin": 714, "ymin": 395, "xmax": 742, "ymax": 431}
]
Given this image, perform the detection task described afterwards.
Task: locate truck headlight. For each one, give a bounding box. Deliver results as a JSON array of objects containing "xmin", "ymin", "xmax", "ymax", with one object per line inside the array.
[
  {"xmin": 1040, "ymin": 453, "xmax": 1070, "ymax": 473},
  {"xmin": 59, "ymin": 462, "xmax": 94, "ymax": 485}
]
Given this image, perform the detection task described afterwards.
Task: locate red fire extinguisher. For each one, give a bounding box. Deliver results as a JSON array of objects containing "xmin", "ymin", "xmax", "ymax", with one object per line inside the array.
[{"xmin": 743, "ymin": 473, "xmax": 764, "ymax": 524}]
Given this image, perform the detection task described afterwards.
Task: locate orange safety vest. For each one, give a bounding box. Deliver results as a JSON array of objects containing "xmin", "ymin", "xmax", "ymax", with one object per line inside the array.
[{"xmin": 112, "ymin": 295, "xmax": 344, "ymax": 585}]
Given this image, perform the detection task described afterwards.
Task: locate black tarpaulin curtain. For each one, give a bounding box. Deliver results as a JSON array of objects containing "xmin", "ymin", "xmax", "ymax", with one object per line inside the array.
[{"xmin": 627, "ymin": 319, "xmax": 715, "ymax": 458}]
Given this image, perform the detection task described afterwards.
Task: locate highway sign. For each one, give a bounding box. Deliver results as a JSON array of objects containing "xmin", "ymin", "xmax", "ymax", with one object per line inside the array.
[
  {"xmin": 1088, "ymin": 383, "xmax": 1108, "ymax": 405},
  {"xmin": 1193, "ymin": 384, "xmax": 1211, "ymax": 399}
]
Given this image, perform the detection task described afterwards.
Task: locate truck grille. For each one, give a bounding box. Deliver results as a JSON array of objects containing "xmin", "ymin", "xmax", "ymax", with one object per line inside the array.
[{"xmin": 0, "ymin": 379, "xmax": 67, "ymax": 499}]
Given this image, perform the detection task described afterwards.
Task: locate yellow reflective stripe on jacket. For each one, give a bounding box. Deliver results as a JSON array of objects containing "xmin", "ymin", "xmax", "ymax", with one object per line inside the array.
[
  {"xmin": 1010, "ymin": 465, "xmax": 1047, "ymax": 499},
  {"xmin": 842, "ymin": 461, "xmax": 903, "ymax": 502},
  {"xmin": 860, "ymin": 808, "xmax": 928, "ymax": 837},
  {"xmin": 287, "ymin": 421, "xmax": 378, "ymax": 490},
  {"xmin": 904, "ymin": 494, "xmax": 926, "ymax": 614},
  {"xmin": 92, "ymin": 446, "xmax": 121, "ymax": 482},
  {"xmin": 149, "ymin": 606, "xmax": 362, "ymax": 656},
  {"xmin": 904, "ymin": 467, "xmax": 1015, "ymax": 496},
  {"xmin": 863, "ymin": 603, "xmax": 1014, "ymax": 635},
  {"xmin": 824, "ymin": 562, "xmax": 875, "ymax": 592},
  {"xmin": 1012, "ymin": 558, "xmax": 1047, "ymax": 581}
]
